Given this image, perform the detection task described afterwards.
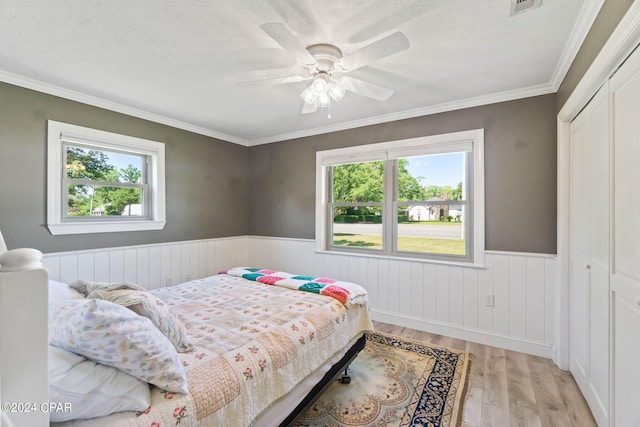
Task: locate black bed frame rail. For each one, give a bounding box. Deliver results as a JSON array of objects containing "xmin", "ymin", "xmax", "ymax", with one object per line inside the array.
[{"xmin": 278, "ymin": 333, "xmax": 368, "ymax": 427}]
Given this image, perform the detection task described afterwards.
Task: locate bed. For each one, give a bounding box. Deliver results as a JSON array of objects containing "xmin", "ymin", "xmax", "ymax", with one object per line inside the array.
[{"xmin": 0, "ymin": 233, "xmax": 373, "ymax": 427}]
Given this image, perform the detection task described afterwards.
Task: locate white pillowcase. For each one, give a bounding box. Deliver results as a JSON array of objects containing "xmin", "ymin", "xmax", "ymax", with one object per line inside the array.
[
  {"xmin": 49, "ymin": 346, "xmax": 150, "ymax": 422},
  {"xmin": 49, "ymin": 280, "xmax": 84, "ymax": 303},
  {"xmin": 69, "ymin": 279, "xmax": 146, "ymax": 296},
  {"xmin": 49, "ymin": 298, "xmax": 189, "ymax": 394},
  {"xmin": 88, "ymin": 289, "xmax": 194, "ymax": 353}
]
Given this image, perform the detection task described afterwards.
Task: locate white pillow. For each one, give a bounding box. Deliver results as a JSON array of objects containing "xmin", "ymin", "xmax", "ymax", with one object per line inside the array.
[
  {"xmin": 69, "ymin": 279, "xmax": 146, "ymax": 296},
  {"xmin": 49, "ymin": 346, "xmax": 150, "ymax": 422},
  {"xmin": 49, "ymin": 280, "xmax": 84, "ymax": 303},
  {"xmin": 88, "ymin": 289, "xmax": 194, "ymax": 353},
  {"xmin": 49, "ymin": 299, "xmax": 189, "ymax": 394}
]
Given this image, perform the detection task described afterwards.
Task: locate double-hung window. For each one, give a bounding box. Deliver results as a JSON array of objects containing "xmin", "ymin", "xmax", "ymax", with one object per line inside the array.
[
  {"xmin": 316, "ymin": 129, "xmax": 484, "ymax": 266},
  {"xmin": 47, "ymin": 120, "xmax": 166, "ymax": 235}
]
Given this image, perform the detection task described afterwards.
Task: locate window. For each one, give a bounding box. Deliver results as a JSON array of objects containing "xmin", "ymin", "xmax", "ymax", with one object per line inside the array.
[
  {"xmin": 315, "ymin": 129, "xmax": 484, "ymax": 266},
  {"xmin": 47, "ymin": 120, "xmax": 166, "ymax": 235}
]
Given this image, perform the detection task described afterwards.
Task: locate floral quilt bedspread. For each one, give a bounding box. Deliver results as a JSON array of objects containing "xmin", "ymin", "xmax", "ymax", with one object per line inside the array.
[{"xmin": 55, "ymin": 272, "xmax": 373, "ymax": 427}]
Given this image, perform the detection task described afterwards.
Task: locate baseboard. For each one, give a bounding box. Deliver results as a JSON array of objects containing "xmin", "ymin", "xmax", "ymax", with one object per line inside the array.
[{"xmin": 371, "ymin": 309, "xmax": 553, "ymax": 359}]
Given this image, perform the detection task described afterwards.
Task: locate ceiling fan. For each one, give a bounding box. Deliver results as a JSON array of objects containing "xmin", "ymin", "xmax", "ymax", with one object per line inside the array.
[{"xmin": 242, "ymin": 22, "xmax": 410, "ymax": 116}]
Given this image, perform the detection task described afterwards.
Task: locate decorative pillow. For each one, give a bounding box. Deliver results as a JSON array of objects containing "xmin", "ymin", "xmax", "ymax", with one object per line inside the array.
[
  {"xmin": 49, "ymin": 280, "xmax": 85, "ymax": 304},
  {"xmin": 88, "ymin": 289, "xmax": 194, "ymax": 353},
  {"xmin": 49, "ymin": 346, "xmax": 150, "ymax": 422},
  {"xmin": 49, "ymin": 299, "xmax": 189, "ymax": 394},
  {"xmin": 69, "ymin": 279, "xmax": 146, "ymax": 296}
]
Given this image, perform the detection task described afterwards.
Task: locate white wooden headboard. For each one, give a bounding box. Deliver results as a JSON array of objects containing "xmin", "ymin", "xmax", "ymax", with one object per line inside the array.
[
  {"xmin": 0, "ymin": 231, "xmax": 6, "ymax": 253},
  {"xmin": 0, "ymin": 230, "xmax": 49, "ymax": 427}
]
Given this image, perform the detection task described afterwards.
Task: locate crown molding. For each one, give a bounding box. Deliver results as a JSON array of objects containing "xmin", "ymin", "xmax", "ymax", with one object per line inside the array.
[
  {"xmin": 2, "ymin": 66, "xmax": 556, "ymax": 147},
  {"xmin": 549, "ymin": 0, "xmax": 606, "ymax": 90},
  {"xmin": 246, "ymin": 83, "xmax": 556, "ymax": 146},
  {"xmin": 0, "ymin": 70, "xmax": 251, "ymax": 146},
  {"xmin": 559, "ymin": 0, "xmax": 640, "ymax": 121}
]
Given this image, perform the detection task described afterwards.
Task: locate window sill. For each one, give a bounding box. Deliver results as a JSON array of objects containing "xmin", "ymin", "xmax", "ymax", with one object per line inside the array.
[
  {"xmin": 314, "ymin": 248, "xmax": 485, "ymax": 269},
  {"xmin": 47, "ymin": 220, "xmax": 166, "ymax": 235}
]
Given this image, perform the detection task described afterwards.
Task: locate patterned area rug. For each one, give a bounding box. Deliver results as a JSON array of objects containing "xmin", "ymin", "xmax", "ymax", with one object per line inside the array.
[{"xmin": 294, "ymin": 332, "xmax": 470, "ymax": 427}]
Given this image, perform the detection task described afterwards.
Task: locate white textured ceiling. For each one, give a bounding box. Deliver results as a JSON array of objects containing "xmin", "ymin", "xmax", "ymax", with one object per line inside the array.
[{"xmin": 0, "ymin": 0, "xmax": 602, "ymax": 145}]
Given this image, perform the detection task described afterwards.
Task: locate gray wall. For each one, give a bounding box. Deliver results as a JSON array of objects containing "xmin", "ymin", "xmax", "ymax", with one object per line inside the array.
[
  {"xmin": 557, "ymin": 0, "xmax": 634, "ymax": 110},
  {"xmin": 0, "ymin": 82, "xmax": 250, "ymax": 253},
  {"xmin": 249, "ymin": 94, "xmax": 558, "ymax": 254}
]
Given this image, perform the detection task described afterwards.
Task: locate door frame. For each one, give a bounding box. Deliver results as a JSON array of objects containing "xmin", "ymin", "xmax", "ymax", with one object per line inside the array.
[{"xmin": 556, "ymin": 1, "xmax": 640, "ymax": 370}]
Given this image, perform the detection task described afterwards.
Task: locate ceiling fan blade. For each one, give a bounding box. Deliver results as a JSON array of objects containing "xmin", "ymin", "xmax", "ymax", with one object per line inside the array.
[
  {"xmin": 301, "ymin": 101, "xmax": 318, "ymax": 114},
  {"xmin": 335, "ymin": 32, "xmax": 410, "ymax": 72},
  {"xmin": 340, "ymin": 76, "xmax": 394, "ymax": 101},
  {"xmin": 260, "ymin": 23, "xmax": 318, "ymax": 68},
  {"xmin": 228, "ymin": 63, "xmax": 305, "ymax": 83},
  {"xmin": 267, "ymin": 0, "xmax": 322, "ymax": 36},
  {"xmin": 333, "ymin": 0, "xmax": 431, "ymax": 43},
  {"xmin": 237, "ymin": 74, "xmax": 311, "ymax": 86}
]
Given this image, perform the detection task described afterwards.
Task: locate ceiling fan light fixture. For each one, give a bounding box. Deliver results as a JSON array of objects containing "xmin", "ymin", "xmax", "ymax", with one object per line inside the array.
[
  {"xmin": 253, "ymin": 25, "xmax": 406, "ymax": 117},
  {"xmin": 317, "ymin": 93, "xmax": 330, "ymax": 107},
  {"xmin": 302, "ymin": 73, "xmax": 345, "ymax": 108},
  {"xmin": 311, "ymin": 75, "xmax": 329, "ymax": 94},
  {"xmin": 328, "ymin": 80, "xmax": 345, "ymax": 101},
  {"xmin": 300, "ymin": 86, "xmax": 317, "ymax": 104}
]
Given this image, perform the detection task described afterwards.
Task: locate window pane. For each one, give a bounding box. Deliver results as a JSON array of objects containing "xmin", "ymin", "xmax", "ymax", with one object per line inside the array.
[
  {"xmin": 332, "ymin": 206, "xmax": 382, "ymax": 250},
  {"xmin": 399, "ymin": 153, "xmax": 465, "ymax": 202},
  {"xmin": 332, "ymin": 161, "xmax": 384, "ymax": 203},
  {"xmin": 397, "ymin": 205, "xmax": 465, "ymax": 255},
  {"xmin": 65, "ymin": 145, "xmax": 144, "ymax": 184},
  {"xmin": 67, "ymin": 185, "xmax": 143, "ymax": 217}
]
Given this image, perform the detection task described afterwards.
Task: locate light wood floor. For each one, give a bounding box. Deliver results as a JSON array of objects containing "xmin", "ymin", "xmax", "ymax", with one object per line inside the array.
[{"xmin": 373, "ymin": 321, "xmax": 596, "ymax": 427}]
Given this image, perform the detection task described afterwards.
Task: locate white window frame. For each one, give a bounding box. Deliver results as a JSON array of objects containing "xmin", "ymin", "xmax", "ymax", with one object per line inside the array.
[
  {"xmin": 47, "ymin": 120, "xmax": 166, "ymax": 235},
  {"xmin": 315, "ymin": 129, "xmax": 485, "ymax": 267}
]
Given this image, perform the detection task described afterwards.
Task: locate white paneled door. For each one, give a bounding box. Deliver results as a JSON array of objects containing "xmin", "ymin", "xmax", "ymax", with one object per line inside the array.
[
  {"xmin": 609, "ymin": 45, "xmax": 640, "ymax": 427},
  {"xmin": 569, "ymin": 82, "xmax": 610, "ymax": 426},
  {"xmin": 570, "ymin": 101, "xmax": 590, "ymax": 387}
]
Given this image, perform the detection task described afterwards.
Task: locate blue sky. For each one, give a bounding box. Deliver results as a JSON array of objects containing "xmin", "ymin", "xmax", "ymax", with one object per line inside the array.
[
  {"xmin": 405, "ymin": 153, "xmax": 464, "ymax": 187},
  {"xmin": 68, "ymin": 144, "xmax": 142, "ymax": 172},
  {"xmin": 106, "ymin": 151, "xmax": 142, "ymax": 171}
]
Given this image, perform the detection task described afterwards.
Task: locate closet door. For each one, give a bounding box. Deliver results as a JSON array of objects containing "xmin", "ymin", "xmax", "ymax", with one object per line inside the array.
[
  {"xmin": 609, "ymin": 45, "xmax": 640, "ymax": 427},
  {"xmin": 569, "ymin": 83, "xmax": 610, "ymax": 426},
  {"xmin": 569, "ymin": 99, "xmax": 591, "ymax": 392},
  {"xmin": 588, "ymin": 85, "xmax": 610, "ymax": 427}
]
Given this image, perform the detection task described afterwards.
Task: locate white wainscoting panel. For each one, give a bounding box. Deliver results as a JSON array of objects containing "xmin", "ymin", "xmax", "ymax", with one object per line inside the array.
[
  {"xmin": 43, "ymin": 236, "xmax": 249, "ymax": 289},
  {"xmin": 247, "ymin": 236, "xmax": 556, "ymax": 358},
  {"xmin": 43, "ymin": 235, "xmax": 556, "ymax": 358}
]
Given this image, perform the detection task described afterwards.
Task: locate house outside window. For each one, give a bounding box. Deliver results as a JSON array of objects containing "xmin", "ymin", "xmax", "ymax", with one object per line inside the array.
[
  {"xmin": 47, "ymin": 120, "xmax": 166, "ymax": 235},
  {"xmin": 315, "ymin": 129, "xmax": 484, "ymax": 266}
]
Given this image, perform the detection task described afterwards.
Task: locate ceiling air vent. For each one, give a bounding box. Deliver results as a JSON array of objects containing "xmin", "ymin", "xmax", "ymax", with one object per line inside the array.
[{"xmin": 510, "ymin": 0, "xmax": 542, "ymax": 16}]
